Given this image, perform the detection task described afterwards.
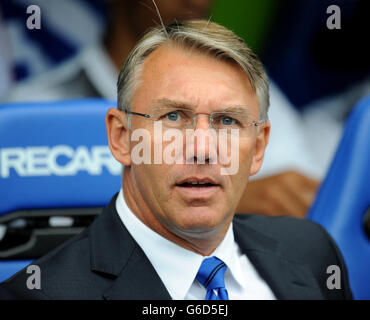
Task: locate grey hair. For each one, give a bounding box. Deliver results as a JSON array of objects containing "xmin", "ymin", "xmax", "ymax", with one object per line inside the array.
[{"xmin": 117, "ymin": 20, "xmax": 270, "ymax": 123}]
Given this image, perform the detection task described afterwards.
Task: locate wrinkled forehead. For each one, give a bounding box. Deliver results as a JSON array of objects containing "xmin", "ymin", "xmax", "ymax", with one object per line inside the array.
[{"xmin": 132, "ymin": 44, "xmax": 259, "ymax": 116}]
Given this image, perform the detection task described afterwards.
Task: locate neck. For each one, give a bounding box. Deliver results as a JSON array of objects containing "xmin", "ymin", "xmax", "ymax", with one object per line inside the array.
[{"xmin": 121, "ymin": 168, "xmax": 230, "ymax": 256}]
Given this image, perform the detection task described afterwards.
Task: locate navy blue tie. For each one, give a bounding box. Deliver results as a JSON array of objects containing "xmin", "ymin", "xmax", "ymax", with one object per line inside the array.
[{"xmin": 196, "ymin": 257, "xmax": 229, "ymax": 300}]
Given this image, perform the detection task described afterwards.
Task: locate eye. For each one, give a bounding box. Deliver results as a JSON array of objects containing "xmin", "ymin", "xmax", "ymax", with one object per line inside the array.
[
  {"xmin": 165, "ymin": 111, "xmax": 181, "ymax": 121},
  {"xmin": 221, "ymin": 116, "xmax": 236, "ymax": 126}
]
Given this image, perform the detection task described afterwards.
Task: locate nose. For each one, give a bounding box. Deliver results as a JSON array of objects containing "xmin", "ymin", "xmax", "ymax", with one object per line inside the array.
[
  {"xmin": 194, "ymin": 113, "xmax": 211, "ymax": 131},
  {"xmin": 185, "ymin": 114, "xmax": 217, "ymax": 164}
]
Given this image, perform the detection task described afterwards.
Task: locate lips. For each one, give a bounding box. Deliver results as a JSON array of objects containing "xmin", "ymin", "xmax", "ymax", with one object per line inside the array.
[
  {"xmin": 175, "ymin": 177, "xmax": 219, "ymax": 188},
  {"xmin": 174, "ymin": 177, "xmax": 220, "ymax": 199}
]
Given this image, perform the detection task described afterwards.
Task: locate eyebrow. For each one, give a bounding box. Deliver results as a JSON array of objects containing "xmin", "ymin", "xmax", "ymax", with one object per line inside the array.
[
  {"xmin": 152, "ymin": 98, "xmax": 252, "ymax": 114},
  {"xmin": 152, "ymin": 98, "xmax": 195, "ymax": 110},
  {"xmin": 222, "ymin": 106, "xmax": 252, "ymax": 115}
]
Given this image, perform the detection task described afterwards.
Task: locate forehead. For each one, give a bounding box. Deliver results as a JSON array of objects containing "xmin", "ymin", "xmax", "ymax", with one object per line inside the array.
[{"xmin": 132, "ymin": 44, "xmax": 259, "ymax": 115}]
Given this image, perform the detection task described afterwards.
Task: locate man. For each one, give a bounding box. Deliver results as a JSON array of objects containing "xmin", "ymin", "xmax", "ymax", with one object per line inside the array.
[
  {"xmin": 3, "ymin": 0, "xmax": 319, "ymax": 218},
  {"xmin": 0, "ymin": 20, "xmax": 352, "ymax": 300}
]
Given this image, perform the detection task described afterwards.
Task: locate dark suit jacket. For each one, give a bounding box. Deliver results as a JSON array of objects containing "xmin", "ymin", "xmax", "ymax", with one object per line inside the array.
[{"xmin": 0, "ymin": 194, "xmax": 353, "ymax": 300}]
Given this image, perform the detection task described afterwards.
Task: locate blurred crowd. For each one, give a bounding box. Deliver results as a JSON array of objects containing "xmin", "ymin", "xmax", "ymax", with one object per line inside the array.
[{"xmin": 1, "ymin": 0, "xmax": 369, "ymax": 217}]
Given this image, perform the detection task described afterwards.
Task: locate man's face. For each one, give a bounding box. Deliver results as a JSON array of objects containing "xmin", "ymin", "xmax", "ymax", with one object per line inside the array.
[{"xmin": 123, "ymin": 45, "xmax": 268, "ymax": 240}]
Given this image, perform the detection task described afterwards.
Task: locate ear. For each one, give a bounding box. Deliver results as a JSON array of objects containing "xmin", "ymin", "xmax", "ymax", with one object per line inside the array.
[
  {"xmin": 249, "ymin": 121, "xmax": 270, "ymax": 176},
  {"xmin": 105, "ymin": 108, "xmax": 132, "ymax": 166}
]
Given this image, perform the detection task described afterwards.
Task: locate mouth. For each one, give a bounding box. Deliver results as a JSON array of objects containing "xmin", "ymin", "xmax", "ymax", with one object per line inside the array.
[
  {"xmin": 175, "ymin": 177, "xmax": 219, "ymax": 188},
  {"xmin": 174, "ymin": 177, "xmax": 221, "ymax": 198}
]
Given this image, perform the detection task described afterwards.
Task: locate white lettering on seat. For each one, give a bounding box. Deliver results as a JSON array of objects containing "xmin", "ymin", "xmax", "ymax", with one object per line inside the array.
[{"xmin": 0, "ymin": 145, "xmax": 121, "ymax": 178}]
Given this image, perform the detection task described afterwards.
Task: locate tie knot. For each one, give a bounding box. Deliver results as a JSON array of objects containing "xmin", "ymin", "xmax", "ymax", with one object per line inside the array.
[{"xmin": 196, "ymin": 257, "xmax": 227, "ymax": 290}]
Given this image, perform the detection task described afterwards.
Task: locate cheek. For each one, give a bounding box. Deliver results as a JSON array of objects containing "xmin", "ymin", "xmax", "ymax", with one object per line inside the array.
[
  {"xmin": 136, "ymin": 164, "xmax": 169, "ymax": 187},
  {"xmin": 232, "ymin": 142, "xmax": 255, "ymax": 184},
  {"xmin": 132, "ymin": 164, "xmax": 175, "ymax": 215},
  {"xmin": 237, "ymin": 139, "xmax": 255, "ymax": 165}
]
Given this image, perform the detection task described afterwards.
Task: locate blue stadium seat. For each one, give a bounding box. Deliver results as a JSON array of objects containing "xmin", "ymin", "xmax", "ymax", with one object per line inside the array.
[
  {"xmin": 0, "ymin": 99, "xmax": 121, "ymax": 282},
  {"xmin": 308, "ymin": 95, "xmax": 370, "ymax": 300}
]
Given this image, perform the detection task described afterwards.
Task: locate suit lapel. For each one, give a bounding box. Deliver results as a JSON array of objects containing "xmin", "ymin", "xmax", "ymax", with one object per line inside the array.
[
  {"xmin": 90, "ymin": 195, "xmax": 323, "ymax": 300},
  {"xmin": 102, "ymin": 245, "xmax": 172, "ymax": 300},
  {"xmin": 233, "ymin": 217, "xmax": 324, "ymax": 300},
  {"xmin": 89, "ymin": 194, "xmax": 171, "ymax": 300}
]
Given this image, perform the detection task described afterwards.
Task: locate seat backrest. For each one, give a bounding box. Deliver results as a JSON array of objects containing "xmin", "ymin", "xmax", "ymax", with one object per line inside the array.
[
  {"xmin": 0, "ymin": 99, "xmax": 121, "ymax": 281},
  {"xmin": 0, "ymin": 98, "xmax": 121, "ymax": 213},
  {"xmin": 308, "ymin": 95, "xmax": 370, "ymax": 300}
]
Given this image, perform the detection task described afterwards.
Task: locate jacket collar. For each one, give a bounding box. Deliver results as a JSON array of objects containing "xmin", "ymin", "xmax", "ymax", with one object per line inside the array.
[
  {"xmin": 233, "ymin": 215, "xmax": 324, "ymax": 300},
  {"xmin": 89, "ymin": 194, "xmax": 171, "ymax": 300},
  {"xmin": 89, "ymin": 195, "xmax": 323, "ymax": 300}
]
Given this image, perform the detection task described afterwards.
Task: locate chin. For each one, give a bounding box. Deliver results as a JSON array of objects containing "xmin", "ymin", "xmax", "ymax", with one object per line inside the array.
[{"xmin": 171, "ymin": 206, "xmax": 226, "ymax": 232}]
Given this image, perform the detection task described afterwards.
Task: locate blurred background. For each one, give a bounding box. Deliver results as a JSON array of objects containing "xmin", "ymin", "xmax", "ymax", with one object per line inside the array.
[
  {"xmin": 1, "ymin": 0, "xmax": 369, "ymax": 182},
  {"xmin": 0, "ymin": 0, "xmax": 369, "ymax": 297}
]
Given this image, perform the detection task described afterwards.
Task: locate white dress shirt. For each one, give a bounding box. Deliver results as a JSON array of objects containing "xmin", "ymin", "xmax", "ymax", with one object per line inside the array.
[{"xmin": 115, "ymin": 189, "xmax": 276, "ymax": 300}]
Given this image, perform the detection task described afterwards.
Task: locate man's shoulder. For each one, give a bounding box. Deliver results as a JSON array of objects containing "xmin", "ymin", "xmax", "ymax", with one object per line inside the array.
[
  {"xmin": 0, "ymin": 227, "xmax": 92, "ymax": 299},
  {"xmin": 233, "ymin": 214, "xmax": 339, "ymax": 262},
  {"xmin": 234, "ymin": 213, "xmax": 328, "ymax": 240},
  {"xmin": 0, "ymin": 222, "xmax": 115, "ymax": 299},
  {"xmin": 0, "ymin": 195, "xmax": 126, "ymax": 299},
  {"xmin": 233, "ymin": 214, "xmax": 353, "ymax": 300}
]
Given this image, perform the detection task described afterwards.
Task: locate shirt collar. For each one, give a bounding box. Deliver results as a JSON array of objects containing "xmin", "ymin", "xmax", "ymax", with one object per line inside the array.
[
  {"xmin": 115, "ymin": 188, "xmax": 244, "ymax": 299},
  {"xmin": 210, "ymin": 222, "xmax": 247, "ymax": 290}
]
